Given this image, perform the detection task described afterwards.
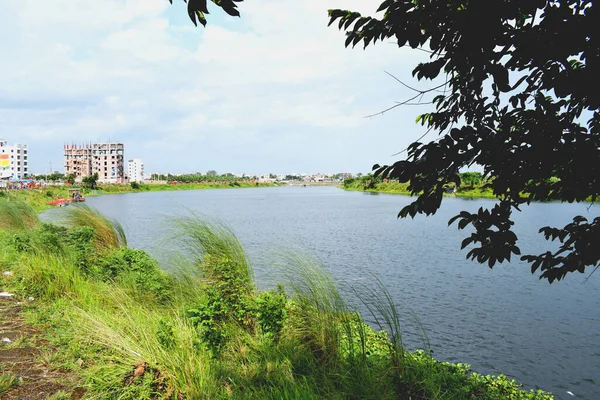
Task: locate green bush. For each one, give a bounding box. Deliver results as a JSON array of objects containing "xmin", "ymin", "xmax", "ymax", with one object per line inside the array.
[
  {"xmin": 94, "ymin": 248, "xmax": 172, "ymax": 302},
  {"xmin": 7, "ymin": 223, "xmax": 95, "ymax": 268},
  {"xmin": 252, "ymin": 287, "xmax": 288, "ymax": 339},
  {"xmin": 187, "ymin": 286, "xmax": 231, "ymax": 355}
]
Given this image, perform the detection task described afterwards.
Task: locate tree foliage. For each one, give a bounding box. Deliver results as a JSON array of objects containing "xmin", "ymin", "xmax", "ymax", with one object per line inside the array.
[
  {"xmin": 174, "ymin": 0, "xmax": 599, "ymax": 282},
  {"xmin": 66, "ymin": 173, "xmax": 76, "ymax": 185},
  {"xmin": 82, "ymin": 173, "xmax": 99, "ymax": 190},
  {"xmin": 170, "ymin": 0, "xmax": 242, "ymax": 27},
  {"xmin": 328, "ymin": 1, "xmax": 600, "ymax": 282}
]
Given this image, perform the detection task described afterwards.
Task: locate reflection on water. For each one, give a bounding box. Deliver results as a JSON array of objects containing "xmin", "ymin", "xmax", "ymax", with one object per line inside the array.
[{"xmin": 42, "ymin": 187, "xmax": 600, "ymax": 400}]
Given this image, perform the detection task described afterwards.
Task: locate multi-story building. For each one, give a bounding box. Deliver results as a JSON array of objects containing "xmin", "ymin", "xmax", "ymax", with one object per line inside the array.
[
  {"xmin": 92, "ymin": 142, "xmax": 125, "ymax": 184},
  {"xmin": 64, "ymin": 143, "xmax": 92, "ymax": 181},
  {"xmin": 127, "ymin": 159, "xmax": 144, "ymax": 183},
  {"xmin": 0, "ymin": 139, "xmax": 28, "ymax": 180},
  {"xmin": 64, "ymin": 142, "xmax": 125, "ymax": 184}
]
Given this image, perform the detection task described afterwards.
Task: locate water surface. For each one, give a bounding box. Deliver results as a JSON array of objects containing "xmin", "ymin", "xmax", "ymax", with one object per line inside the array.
[{"xmin": 43, "ymin": 187, "xmax": 600, "ymax": 399}]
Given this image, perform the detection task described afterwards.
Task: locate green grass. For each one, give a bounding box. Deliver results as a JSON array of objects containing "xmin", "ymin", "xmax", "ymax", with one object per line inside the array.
[
  {"xmin": 95, "ymin": 181, "xmax": 275, "ymax": 195},
  {"xmin": 0, "ymin": 195, "xmax": 39, "ymax": 230},
  {"xmin": 0, "ymin": 373, "xmax": 20, "ymax": 394},
  {"xmin": 0, "ymin": 199, "xmax": 555, "ymax": 399},
  {"xmin": 1, "ymin": 181, "xmax": 275, "ymax": 214},
  {"xmin": 61, "ymin": 204, "xmax": 127, "ymax": 251}
]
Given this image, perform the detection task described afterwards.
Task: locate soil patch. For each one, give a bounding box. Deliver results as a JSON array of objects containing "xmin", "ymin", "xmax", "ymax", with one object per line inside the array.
[{"xmin": 0, "ymin": 297, "xmax": 86, "ymax": 400}]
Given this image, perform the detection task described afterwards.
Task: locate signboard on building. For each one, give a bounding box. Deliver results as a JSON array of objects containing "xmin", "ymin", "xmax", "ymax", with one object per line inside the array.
[{"xmin": 0, "ymin": 154, "xmax": 11, "ymax": 178}]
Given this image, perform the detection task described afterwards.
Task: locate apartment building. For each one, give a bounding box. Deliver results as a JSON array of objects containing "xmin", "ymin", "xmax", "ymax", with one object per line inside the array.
[
  {"xmin": 0, "ymin": 139, "xmax": 28, "ymax": 180},
  {"xmin": 64, "ymin": 143, "xmax": 92, "ymax": 181},
  {"xmin": 127, "ymin": 158, "xmax": 144, "ymax": 183},
  {"xmin": 92, "ymin": 142, "xmax": 125, "ymax": 184},
  {"xmin": 64, "ymin": 142, "xmax": 125, "ymax": 184}
]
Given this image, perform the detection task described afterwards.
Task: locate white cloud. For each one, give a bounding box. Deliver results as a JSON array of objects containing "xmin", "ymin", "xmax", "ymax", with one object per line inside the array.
[{"xmin": 0, "ymin": 0, "xmax": 433, "ymax": 174}]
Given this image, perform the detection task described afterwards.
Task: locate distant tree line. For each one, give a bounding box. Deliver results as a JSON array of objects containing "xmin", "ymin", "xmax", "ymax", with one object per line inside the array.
[
  {"xmin": 31, "ymin": 173, "xmax": 66, "ymax": 182},
  {"xmin": 344, "ymin": 172, "xmax": 485, "ymax": 191},
  {"xmin": 150, "ymin": 172, "xmax": 255, "ymax": 183}
]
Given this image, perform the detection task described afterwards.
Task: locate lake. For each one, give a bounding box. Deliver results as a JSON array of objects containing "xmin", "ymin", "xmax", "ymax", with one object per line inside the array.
[{"xmin": 43, "ymin": 186, "xmax": 600, "ymax": 399}]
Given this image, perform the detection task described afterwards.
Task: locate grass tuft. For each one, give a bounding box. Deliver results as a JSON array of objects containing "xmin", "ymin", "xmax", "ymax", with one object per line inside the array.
[
  {"xmin": 62, "ymin": 204, "xmax": 127, "ymax": 251},
  {"xmin": 0, "ymin": 197, "xmax": 39, "ymax": 230},
  {"xmin": 0, "ymin": 373, "xmax": 20, "ymax": 394},
  {"xmin": 177, "ymin": 215, "xmax": 253, "ymax": 282}
]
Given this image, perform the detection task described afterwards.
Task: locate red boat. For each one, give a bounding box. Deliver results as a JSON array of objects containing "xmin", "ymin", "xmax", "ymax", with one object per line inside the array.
[
  {"xmin": 48, "ymin": 188, "xmax": 86, "ymax": 206},
  {"xmin": 48, "ymin": 197, "xmax": 71, "ymax": 207}
]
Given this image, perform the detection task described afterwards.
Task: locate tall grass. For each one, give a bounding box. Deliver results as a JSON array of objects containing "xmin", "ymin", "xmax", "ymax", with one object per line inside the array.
[
  {"xmin": 275, "ymin": 253, "xmax": 402, "ymax": 397},
  {"xmin": 74, "ymin": 290, "xmax": 217, "ymax": 399},
  {"xmin": 0, "ymin": 196, "xmax": 39, "ymax": 230},
  {"xmin": 62, "ymin": 205, "xmax": 126, "ymax": 251},
  {"xmin": 176, "ymin": 215, "xmax": 254, "ymax": 291}
]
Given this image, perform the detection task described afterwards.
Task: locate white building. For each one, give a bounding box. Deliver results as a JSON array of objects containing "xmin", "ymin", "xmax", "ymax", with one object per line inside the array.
[
  {"xmin": 127, "ymin": 158, "xmax": 144, "ymax": 183},
  {"xmin": 0, "ymin": 139, "xmax": 28, "ymax": 180}
]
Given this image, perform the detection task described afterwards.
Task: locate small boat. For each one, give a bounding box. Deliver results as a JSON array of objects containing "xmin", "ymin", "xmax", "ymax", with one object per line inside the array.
[
  {"xmin": 48, "ymin": 198, "xmax": 70, "ymax": 207},
  {"xmin": 69, "ymin": 188, "xmax": 86, "ymax": 202}
]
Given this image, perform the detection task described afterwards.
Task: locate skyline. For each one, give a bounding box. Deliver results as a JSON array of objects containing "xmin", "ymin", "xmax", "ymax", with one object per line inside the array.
[{"xmin": 1, "ymin": 0, "xmax": 435, "ymax": 175}]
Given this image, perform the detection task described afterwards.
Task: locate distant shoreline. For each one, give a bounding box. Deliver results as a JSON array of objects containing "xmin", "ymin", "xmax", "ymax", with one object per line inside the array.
[
  {"xmin": 342, "ymin": 185, "xmax": 498, "ymax": 200},
  {"xmin": 6, "ymin": 181, "xmax": 277, "ymax": 213}
]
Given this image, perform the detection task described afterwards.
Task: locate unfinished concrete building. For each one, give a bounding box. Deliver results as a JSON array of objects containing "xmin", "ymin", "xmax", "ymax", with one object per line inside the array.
[{"xmin": 64, "ymin": 142, "xmax": 125, "ymax": 184}]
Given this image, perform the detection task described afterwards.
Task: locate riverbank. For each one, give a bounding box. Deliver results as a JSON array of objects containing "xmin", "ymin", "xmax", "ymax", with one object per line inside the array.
[
  {"xmin": 343, "ymin": 179, "xmax": 497, "ymax": 199},
  {"xmin": 0, "ymin": 194, "xmax": 554, "ymax": 399},
  {"xmin": 6, "ymin": 181, "xmax": 276, "ymax": 213}
]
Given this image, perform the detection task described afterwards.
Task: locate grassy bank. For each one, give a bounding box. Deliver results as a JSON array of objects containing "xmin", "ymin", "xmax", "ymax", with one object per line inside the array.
[
  {"xmin": 343, "ymin": 177, "xmax": 497, "ymax": 199},
  {"xmin": 96, "ymin": 181, "xmax": 276, "ymax": 195},
  {"xmin": 3, "ymin": 181, "xmax": 275, "ymax": 213},
  {"xmin": 0, "ymin": 196, "xmax": 554, "ymax": 399}
]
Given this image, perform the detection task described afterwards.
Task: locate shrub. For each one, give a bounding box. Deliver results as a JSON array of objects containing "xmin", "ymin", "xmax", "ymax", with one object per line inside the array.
[
  {"xmin": 252, "ymin": 286, "xmax": 288, "ymax": 339},
  {"xmin": 93, "ymin": 248, "xmax": 172, "ymax": 302},
  {"xmin": 187, "ymin": 286, "xmax": 231, "ymax": 354}
]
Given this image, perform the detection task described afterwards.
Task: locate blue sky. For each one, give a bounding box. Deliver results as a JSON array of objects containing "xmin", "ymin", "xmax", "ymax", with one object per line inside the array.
[{"xmin": 1, "ymin": 0, "xmax": 437, "ymax": 176}]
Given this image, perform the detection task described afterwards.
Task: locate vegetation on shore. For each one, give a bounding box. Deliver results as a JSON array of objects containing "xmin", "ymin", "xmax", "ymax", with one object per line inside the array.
[
  {"xmin": 0, "ymin": 193, "xmax": 554, "ymax": 399},
  {"xmin": 4, "ymin": 181, "xmax": 275, "ymax": 214},
  {"xmin": 98, "ymin": 181, "xmax": 276, "ymax": 194},
  {"xmin": 343, "ymin": 172, "xmax": 496, "ymax": 199}
]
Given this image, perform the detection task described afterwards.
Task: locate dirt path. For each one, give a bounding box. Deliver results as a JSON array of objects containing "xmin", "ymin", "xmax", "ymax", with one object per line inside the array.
[{"xmin": 0, "ymin": 297, "xmax": 85, "ymax": 400}]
